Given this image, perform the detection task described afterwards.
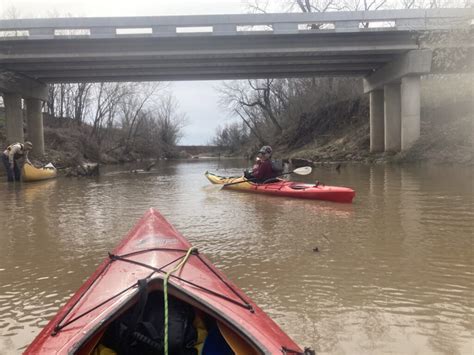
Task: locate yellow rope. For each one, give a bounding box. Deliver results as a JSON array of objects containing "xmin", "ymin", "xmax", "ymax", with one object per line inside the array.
[{"xmin": 163, "ymin": 247, "xmax": 197, "ymax": 355}]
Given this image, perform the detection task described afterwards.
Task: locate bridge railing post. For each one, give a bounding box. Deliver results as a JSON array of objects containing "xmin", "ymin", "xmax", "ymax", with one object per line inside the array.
[
  {"xmin": 29, "ymin": 28, "xmax": 54, "ymax": 39},
  {"xmin": 152, "ymin": 25, "xmax": 177, "ymax": 37},
  {"xmin": 90, "ymin": 27, "xmax": 116, "ymax": 38},
  {"xmin": 272, "ymin": 23, "xmax": 298, "ymax": 34},
  {"xmin": 212, "ymin": 24, "xmax": 236, "ymax": 35},
  {"xmin": 335, "ymin": 21, "xmax": 360, "ymax": 32}
]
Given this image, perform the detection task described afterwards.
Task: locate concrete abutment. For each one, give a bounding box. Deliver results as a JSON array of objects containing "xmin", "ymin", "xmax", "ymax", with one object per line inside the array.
[
  {"xmin": 364, "ymin": 50, "xmax": 431, "ymax": 153},
  {"xmin": 1, "ymin": 74, "xmax": 47, "ymax": 155}
]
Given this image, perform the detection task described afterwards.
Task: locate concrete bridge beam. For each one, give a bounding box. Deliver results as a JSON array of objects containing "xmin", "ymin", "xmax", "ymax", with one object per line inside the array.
[
  {"xmin": 370, "ymin": 90, "xmax": 384, "ymax": 153},
  {"xmin": 384, "ymin": 83, "xmax": 402, "ymax": 152},
  {"xmin": 363, "ymin": 49, "xmax": 432, "ymax": 94},
  {"xmin": 25, "ymin": 98, "xmax": 45, "ymax": 156},
  {"xmin": 0, "ymin": 71, "xmax": 49, "ymax": 101},
  {"xmin": 3, "ymin": 93, "xmax": 24, "ymax": 144}
]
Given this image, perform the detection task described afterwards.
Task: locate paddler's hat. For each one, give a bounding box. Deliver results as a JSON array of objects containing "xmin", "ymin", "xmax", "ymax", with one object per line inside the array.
[{"xmin": 259, "ymin": 145, "xmax": 272, "ymax": 155}]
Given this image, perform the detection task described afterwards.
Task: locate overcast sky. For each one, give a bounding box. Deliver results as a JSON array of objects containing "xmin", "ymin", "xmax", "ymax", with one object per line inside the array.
[
  {"xmin": 0, "ymin": 0, "xmax": 257, "ymax": 145},
  {"xmin": 0, "ymin": 0, "xmax": 248, "ymax": 17}
]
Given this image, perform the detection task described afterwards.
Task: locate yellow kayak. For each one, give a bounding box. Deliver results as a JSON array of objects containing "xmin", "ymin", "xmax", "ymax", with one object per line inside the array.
[{"xmin": 22, "ymin": 162, "xmax": 57, "ymax": 182}]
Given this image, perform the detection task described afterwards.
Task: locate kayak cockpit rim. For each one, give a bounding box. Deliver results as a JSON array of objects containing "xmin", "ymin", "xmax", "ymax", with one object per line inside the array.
[{"xmin": 69, "ymin": 277, "xmax": 267, "ymax": 354}]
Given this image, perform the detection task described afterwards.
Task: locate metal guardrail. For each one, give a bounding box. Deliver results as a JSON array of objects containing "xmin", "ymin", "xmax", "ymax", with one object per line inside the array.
[{"xmin": 0, "ymin": 9, "xmax": 472, "ymax": 40}]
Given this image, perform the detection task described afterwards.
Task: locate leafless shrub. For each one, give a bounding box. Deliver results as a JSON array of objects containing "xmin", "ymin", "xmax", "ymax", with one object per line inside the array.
[{"xmin": 213, "ymin": 122, "xmax": 250, "ymax": 153}]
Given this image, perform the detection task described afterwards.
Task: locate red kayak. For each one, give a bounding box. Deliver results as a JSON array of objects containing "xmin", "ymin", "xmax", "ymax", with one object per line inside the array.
[
  {"xmin": 25, "ymin": 209, "xmax": 311, "ymax": 354},
  {"xmin": 206, "ymin": 172, "xmax": 355, "ymax": 203}
]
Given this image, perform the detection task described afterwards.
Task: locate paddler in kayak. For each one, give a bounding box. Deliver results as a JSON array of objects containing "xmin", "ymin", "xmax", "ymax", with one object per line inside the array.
[
  {"xmin": 244, "ymin": 145, "xmax": 275, "ymax": 183},
  {"xmin": 2, "ymin": 141, "xmax": 33, "ymax": 182}
]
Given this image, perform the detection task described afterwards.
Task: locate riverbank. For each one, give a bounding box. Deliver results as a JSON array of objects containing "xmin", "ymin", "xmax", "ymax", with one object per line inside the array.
[
  {"xmin": 282, "ymin": 108, "xmax": 472, "ymax": 167},
  {"xmin": 0, "ymin": 108, "xmax": 471, "ymax": 179}
]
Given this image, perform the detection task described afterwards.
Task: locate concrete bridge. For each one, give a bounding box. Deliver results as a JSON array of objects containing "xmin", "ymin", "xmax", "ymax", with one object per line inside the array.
[{"xmin": 0, "ymin": 9, "xmax": 472, "ymax": 155}]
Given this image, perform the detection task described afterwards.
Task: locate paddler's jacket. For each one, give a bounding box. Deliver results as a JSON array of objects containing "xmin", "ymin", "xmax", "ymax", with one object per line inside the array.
[
  {"xmin": 3, "ymin": 143, "xmax": 28, "ymax": 165},
  {"xmin": 251, "ymin": 159, "xmax": 274, "ymax": 182}
]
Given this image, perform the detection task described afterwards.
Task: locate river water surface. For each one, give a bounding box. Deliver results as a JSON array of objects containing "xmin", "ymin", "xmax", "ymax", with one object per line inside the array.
[{"xmin": 0, "ymin": 160, "xmax": 472, "ymax": 354}]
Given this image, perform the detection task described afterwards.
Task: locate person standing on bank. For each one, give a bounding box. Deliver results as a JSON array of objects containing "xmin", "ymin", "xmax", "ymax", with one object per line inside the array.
[
  {"xmin": 244, "ymin": 145, "xmax": 274, "ymax": 183},
  {"xmin": 2, "ymin": 141, "xmax": 33, "ymax": 182}
]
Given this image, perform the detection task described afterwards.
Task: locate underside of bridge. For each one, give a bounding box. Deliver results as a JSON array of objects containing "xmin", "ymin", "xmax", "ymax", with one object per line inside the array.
[
  {"xmin": 0, "ymin": 9, "xmax": 472, "ymax": 155},
  {"xmin": 1, "ymin": 31, "xmax": 420, "ymax": 82}
]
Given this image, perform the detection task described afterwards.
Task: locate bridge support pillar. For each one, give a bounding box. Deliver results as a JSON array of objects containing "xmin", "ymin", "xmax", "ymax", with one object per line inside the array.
[
  {"xmin": 364, "ymin": 50, "xmax": 431, "ymax": 153},
  {"xmin": 3, "ymin": 93, "xmax": 24, "ymax": 144},
  {"xmin": 1, "ymin": 71, "xmax": 48, "ymax": 154},
  {"xmin": 384, "ymin": 83, "xmax": 401, "ymax": 152},
  {"xmin": 370, "ymin": 90, "xmax": 384, "ymax": 153},
  {"xmin": 25, "ymin": 98, "xmax": 45, "ymax": 156},
  {"xmin": 401, "ymin": 76, "xmax": 421, "ymax": 151}
]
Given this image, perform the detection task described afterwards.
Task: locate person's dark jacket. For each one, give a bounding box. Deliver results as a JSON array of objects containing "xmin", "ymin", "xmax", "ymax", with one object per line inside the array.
[{"xmin": 251, "ymin": 160, "xmax": 274, "ymax": 182}]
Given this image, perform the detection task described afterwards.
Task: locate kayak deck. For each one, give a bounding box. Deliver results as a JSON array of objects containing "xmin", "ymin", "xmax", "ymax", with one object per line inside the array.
[
  {"xmin": 205, "ymin": 171, "xmax": 355, "ymax": 203},
  {"xmin": 25, "ymin": 209, "xmax": 305, "ymax": 354}
]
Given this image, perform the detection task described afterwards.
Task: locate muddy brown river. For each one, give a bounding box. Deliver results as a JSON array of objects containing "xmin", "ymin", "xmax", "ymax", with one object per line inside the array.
[{"xmin": 0, "ymin": 160, "xmax": 472, "ymax": 354}]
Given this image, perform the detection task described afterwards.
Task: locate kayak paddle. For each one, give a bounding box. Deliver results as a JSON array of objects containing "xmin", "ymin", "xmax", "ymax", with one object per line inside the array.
[{"xmin": 222, "ymin": 166, "xmax": 312, "ymax": 188}]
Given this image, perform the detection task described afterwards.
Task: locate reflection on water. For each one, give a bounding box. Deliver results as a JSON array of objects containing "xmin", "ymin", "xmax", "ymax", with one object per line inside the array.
[{"xmin": 0, "ymin": 160, "xmax": 472, "ymax": 354}]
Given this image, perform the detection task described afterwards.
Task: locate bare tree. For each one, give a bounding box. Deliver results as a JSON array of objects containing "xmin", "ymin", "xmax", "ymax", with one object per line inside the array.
[
  {"xmin": 73, "ymin": 83, "xmax": 93, "ymax": 124},
  {"xmin": 246, "ymin": 0, "xmax": 272, "ymax": 13},
  {"xmin": 213, "ymin": 122, "xmax": 250, "ymax": 152},
  {"xmin": 90, "ymin": 83, "xmax": 129, "ymax": 139},
  {"xmin": 145, "ymin": 93, "xmax": 187, "ymax": 157},
  {"xmin": 293, "ymin": 0, "xmax": 340, "ymax": 12},
  {"xmin": 119, "ymin": 83, "xmax": 161, "ymax": 154},
  {"xmin": 2, "ymin": 5, "xmax": 21, "ymax": 19},
  {"xmin": 399, "ymin": 0, "xmax": 468, "ymax": 8},
  {"xmin": 47, "ymin": 83, "xmax": 94, "ymax": 124},
  {"xmin": 234, "ymin": 109, "xmax": 266, "ymax": 144},
  {"xmin": 219, "ymin": 79, "xmax": 284, "ymax": 135},
  {"xmin": 246, "ymin": 79, "xmax": 283, "ymax": 133},
  {"xmin": 247, "ymin": 0, "xmax": 340, "ymax": 13}
]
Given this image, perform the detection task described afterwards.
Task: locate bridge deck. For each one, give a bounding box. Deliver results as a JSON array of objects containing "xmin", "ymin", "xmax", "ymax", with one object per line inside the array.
[{"xmin": 0, "ymin": 9, "xmax": 472, "ymax": 82}]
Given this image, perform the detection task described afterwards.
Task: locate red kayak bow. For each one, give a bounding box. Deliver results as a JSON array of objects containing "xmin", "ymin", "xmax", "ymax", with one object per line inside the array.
[{"xmin": 25, "ymin": 209, "xmax": 311, "ymax": 355}]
